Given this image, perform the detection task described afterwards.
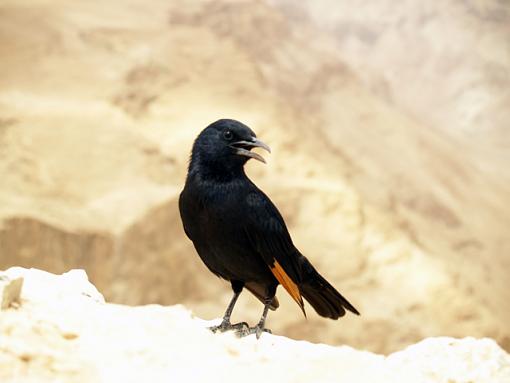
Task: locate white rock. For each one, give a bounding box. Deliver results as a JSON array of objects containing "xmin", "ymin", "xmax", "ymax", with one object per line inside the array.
[
  {"xmin": 5, "ymin": 267, "xmax": 105, "ymax": 304},
  {"xmin": 0, "ymin": 267, "xmax": 509, "ymax": 383},
  {"xmin": 0, "ymin": 272, "xmax": 23, "ymax": 309}
]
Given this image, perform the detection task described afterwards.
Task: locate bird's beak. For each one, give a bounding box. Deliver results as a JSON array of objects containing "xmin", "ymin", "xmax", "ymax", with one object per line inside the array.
[{"xmin": 230, "ymin": 138, "xmax": 271, "ymax": 164}]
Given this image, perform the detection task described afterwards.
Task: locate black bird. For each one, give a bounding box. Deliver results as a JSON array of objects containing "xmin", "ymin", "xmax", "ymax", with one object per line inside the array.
[{"xmin": 179, "ymin": 119, "xmax": 359, "ymax": 337}]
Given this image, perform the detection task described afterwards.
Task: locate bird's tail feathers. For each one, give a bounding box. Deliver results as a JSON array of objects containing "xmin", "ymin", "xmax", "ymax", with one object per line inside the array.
[{"xmin": 299, "ymin": 258, "xmax": 359, "ymax": 319}]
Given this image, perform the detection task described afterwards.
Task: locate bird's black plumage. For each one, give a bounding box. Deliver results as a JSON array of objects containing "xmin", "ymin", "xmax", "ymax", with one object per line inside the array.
[{"xmin": 179, "ymin": 119, "xmax": 359, "ymax": 337}]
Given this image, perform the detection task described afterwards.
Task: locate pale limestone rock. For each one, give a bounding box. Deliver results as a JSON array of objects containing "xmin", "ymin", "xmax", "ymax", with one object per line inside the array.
[
  {"xmin": 0, "ymin": 267, "xmax": 509, "ymax": 383},
  {"xmin": 6, "ymin": 267, "xmax": 104, "ymax": 304},
  {"xmin": 0, "ymin": 272, "xmax": 23, "ymax": 309}
]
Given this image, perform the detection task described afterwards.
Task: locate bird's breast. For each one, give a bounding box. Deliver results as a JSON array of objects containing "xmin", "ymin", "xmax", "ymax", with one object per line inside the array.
[
  {"xmin": 181, "ymin": 179, "xmax": 246, "ymax": 244},
  {"xmin": 180, "ymin": 179, "xmax": 271, "ymax": 281}
]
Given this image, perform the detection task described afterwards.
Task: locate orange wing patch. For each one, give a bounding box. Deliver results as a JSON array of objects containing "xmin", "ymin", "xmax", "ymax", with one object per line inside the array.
[{"xmin": 270, "ymin": 260, "xmax": 306, "ymax": 317}]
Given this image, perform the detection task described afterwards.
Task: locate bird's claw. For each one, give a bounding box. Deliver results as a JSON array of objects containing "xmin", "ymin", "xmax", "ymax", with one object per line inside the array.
[
  {"xmin": 237, "ymin": 325, "xmax": 272, "ymax": 339},
  {"xmin": 209, "ymin": 321, "xmax": 271, "ymax": 339},
  {"xmin": 209, "ymin": 321, "xmax": 249, "ymax": 334}
]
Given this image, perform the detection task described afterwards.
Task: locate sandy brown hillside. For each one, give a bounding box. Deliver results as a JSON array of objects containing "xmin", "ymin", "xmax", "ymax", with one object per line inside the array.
[{"xmin": 0, "ymin": 0, "xmax": 508, "ymax": 353}]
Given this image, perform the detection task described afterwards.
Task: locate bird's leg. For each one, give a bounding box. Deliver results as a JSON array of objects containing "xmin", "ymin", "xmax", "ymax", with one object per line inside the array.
[
  {"xmin": 252, "ymin": 298, "xmax": 273, "ymax": 339},
  {"xmin": 239, "ymin": 284, "xmax": 276, "ymax": 339},
  {"xmin": 209, "ymin": 281, "xmax": 248, "ymax": 333}
]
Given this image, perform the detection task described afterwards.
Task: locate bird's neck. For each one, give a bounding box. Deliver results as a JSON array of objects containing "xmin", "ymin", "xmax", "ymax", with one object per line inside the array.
[{"xmin": 188, "ymin": 153, "xmax": 248, "ymax": 184}]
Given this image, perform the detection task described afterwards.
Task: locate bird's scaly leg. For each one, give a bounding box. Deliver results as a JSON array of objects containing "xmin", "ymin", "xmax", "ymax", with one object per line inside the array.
[
  {"xmin": 209, "ymin": 282, "xmax": 248, "ymax": 333},
  {"xmin": 239, "ymin": 285, "xmax": 276, "ymax": 339}
]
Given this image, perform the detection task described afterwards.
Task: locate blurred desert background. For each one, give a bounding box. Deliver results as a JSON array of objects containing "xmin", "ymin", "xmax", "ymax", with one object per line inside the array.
[{"xmin": 0, "ymin": 0, "xmax": 509, "ymax": 354}]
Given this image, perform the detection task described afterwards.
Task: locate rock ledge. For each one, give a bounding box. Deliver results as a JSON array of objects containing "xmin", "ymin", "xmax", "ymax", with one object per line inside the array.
[{"xmin": 1, "ymin": 267, "xmax": 509, "ymax": 383}]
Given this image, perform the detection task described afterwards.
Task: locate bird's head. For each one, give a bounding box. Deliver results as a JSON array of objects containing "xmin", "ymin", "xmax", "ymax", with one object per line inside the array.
[{"xmin": 189, "ymin": 119, "xmax": 271, "ymax": 176}]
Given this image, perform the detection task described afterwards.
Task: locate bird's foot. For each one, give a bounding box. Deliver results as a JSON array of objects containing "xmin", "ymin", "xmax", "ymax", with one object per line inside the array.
[
  {"xmin": 237, "ymin": 324, "xmax": 272, "ymax": 339},
  {"xmin": 209, "ymin": 321, "xmax": 249, "ymax": 334}
]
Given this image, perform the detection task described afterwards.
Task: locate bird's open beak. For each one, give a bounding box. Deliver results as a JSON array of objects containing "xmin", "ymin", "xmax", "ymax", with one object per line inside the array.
[{"xmin": 230, "ymin": 138, "xmax": 271, "ymax": 164}]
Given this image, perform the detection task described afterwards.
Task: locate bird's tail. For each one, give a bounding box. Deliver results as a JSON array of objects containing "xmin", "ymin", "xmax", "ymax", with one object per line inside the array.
[{"xmin": 299, "ymin": 257, "xmax": 359, "ymax": 319}]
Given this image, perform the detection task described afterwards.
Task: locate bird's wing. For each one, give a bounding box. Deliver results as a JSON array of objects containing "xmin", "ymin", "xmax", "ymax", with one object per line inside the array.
[{"xmin": 242, "ymin": 190, "xmax": 306, "ymax": 316}]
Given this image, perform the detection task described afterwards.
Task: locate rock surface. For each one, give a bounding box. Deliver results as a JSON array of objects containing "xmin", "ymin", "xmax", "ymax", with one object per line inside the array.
[
  {"xmin": 0, "ymin": 273, "xmax": 23, "ymax": 310},
  {"xmin": 1, "ymin": 267, "xmax": 509, "ymax": 383},
  {"xmin": 1, "ymin": 0, "xmax": 509, "ymax": 353}
]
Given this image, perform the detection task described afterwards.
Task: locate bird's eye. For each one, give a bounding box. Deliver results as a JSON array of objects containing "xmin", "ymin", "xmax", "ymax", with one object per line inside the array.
[{"xmin": 223, "ymin": 130, "xmax": 233, "ymax": 140}]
